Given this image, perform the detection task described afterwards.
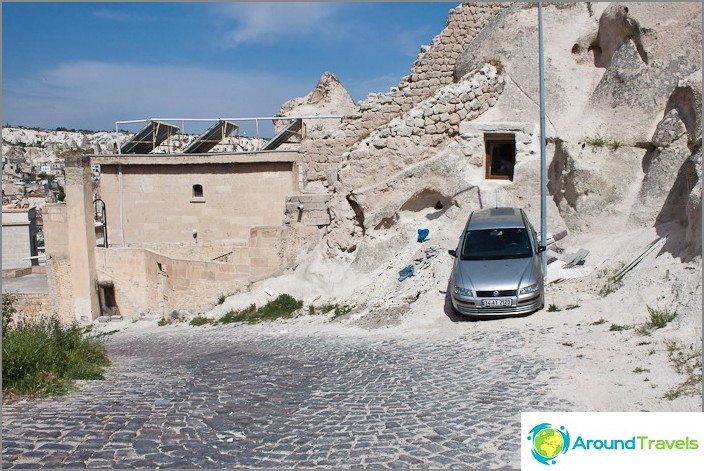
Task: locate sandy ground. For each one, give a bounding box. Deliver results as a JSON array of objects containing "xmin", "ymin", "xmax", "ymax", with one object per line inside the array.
[{"xmin": 100, "ymin": 205, "xmax": 702, "ymax": 413}]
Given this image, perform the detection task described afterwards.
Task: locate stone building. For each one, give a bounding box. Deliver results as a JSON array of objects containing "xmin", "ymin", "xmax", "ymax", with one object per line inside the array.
[
  {"xmin": 43, "ymin": 150, "xmax": 320, "ymax": 324},
  {"xmin": 2, "ymin": 206, "xmax": 39, "ymax": 273}
]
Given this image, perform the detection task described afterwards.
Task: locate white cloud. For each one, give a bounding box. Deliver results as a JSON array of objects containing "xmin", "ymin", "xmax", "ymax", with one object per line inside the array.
[
  {"xmin": 3, "ymin": 61, "xmax": 313, "ymax": 132},
  {"xmin": 214, "ymin": 3, "xmax": 343, "ymax": 47}
]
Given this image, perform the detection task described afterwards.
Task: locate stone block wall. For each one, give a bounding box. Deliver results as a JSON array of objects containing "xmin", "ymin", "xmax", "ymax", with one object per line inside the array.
[
  {"xmin": 90, "ymin": 223, "xmax": 318, "ymax": 320},
  {"xmin": 458, "ymin": 121, "xmax": 538, "ymax": 169},
  {"xmin": 42, "ymin": 203, "xmax": 76, "ymax": 324},
  {"xmin": 95, "ymin": 247, "xmax": 249, "ymax": 320},
  {"xmin": 338, "ymin": 64, "xmax": 505, "ymax": 195},
  {"xmin": 99, "ymin": 161, "xmax": 295, "ymax": 248},
  {"xmin": 12, "ymin": 294, "xmax": 52, "ymax": 322},
  {"xmin": 284, "ymin": 194, "xmax": 332, "ymax": 226},
  {"xmin": 2, "ymin": 207, "xmax": 38, "ymax": 270},
  {"xmin": 300, "ymin": 2, "xmax": 510, "ymax": 188}
]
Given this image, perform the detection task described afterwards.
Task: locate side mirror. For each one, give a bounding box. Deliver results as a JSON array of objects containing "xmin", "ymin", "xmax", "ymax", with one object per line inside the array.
[
  {"xmin": 448, "ymin": 249, "xmax": 457, "ymax": 257},
  {"xmin": 537, "ymin": 245, "xmax": 547, "ymax": 254}
]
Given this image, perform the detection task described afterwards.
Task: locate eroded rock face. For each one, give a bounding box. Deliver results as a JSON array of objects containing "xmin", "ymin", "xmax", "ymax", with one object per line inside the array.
[
  {"xmin": 629, "ymin": 107, "xmax": 698, "ymax": 231},
  {"xmin": 548, "ymin": 139, "xmax": 644, "ymax": 234},
  {"xmin": 684, "ymin": 148, "xmax": 702, "ymax": 257},
  {"xmin": 275, "ymin": 72, "xmax": 358, "ymax": 138},
  {"xmin": 324, "ymin": 64, "xmax": 505, "ymax": 260}
]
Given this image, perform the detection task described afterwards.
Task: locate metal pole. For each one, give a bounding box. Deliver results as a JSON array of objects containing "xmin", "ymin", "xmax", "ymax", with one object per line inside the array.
[
  {"xmin": 115, "ymin": 122, "xmax": 121, "ymax": 154},
  {"xmin": 119, "ymin": 164, "xmax": 125, "ymax": 246},
  {"xmin": 538, "ymin": 0, "xmax": 548, "ymax": 277}
]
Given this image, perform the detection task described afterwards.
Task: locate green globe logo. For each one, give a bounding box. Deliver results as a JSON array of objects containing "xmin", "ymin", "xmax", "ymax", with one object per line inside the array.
[{"xmin": 527, "ymin": 423, "xmax": 570, "ymax": 465}]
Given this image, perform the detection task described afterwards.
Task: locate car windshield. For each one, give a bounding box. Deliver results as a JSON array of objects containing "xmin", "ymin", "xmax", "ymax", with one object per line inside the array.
[{"xmin": 460, "ymin": 228, "xmax": 533, "ymax": 260}]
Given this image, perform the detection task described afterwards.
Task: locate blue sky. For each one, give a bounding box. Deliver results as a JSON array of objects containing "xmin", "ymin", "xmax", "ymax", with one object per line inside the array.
[{"xmin": 2, "ymin": 2, "xmax": 459, "ymax": 133}]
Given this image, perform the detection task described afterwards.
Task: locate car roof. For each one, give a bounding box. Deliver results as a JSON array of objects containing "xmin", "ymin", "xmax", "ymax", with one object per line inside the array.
[{"xmin": 466, "ymin": 207, "xmax": 526, "ymax": 230}]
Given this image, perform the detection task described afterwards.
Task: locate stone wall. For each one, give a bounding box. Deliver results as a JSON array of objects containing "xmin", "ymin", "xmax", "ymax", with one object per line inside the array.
[
  {"xmin": 99, "ymin": 161, "xmax": 296, "ymax": 250},
  {"xmin": 300, "ymin": 2, "xmax": 509, "ymax": 188},
  {"xmin": 337, "ymin": 64, "xmax": 504, "ymax": 227},
  {"xmin": 325, "ymin": 63, "xmax": 506, "ymax": 255},
  {"xmin": 95, "ymin": 247, "xmax": 249, "ymax": 320},
  {"xmin": 91, "ymin": 223, "xmax": 318, "ymax": 320},
  {"xmin": 12, "ymin": 294, "xmax": 52, "ymax": 322},
  {"xmin": 2, "ymin": 207, "xmax": 38, "ymax": 270},
  {"xmin": 42, "ymin": 203, "xmax": 76, "ymax": 324},
  {"xmin": 283, "ymin": 194, "xmax": 332, "ymax": 226}
]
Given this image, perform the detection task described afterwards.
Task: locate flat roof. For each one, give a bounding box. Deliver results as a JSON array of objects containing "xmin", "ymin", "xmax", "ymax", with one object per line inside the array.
[{"xmin": 92, "ymin": 150, "xmax": 299, "ymax": 166}]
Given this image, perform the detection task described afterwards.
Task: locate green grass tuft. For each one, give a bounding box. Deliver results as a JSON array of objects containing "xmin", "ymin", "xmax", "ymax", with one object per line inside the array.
[
  {"xmin": 2, "ymin": 295, "xmax": 110, "ymax": 403},
  {"xmin": 320, "ymin": 303, "xmax": 354, "ymax": 320},
  {"xmin": 220, "ymin": 304, "xmax": 257, "ymax": 324},
  {"xmin": 647, "ymin": 306, "xmax": 677, "ymax": 329},
  {"xmin": 218, "ymin": 295, "xmax": 303, "ymax": 325},
  {"xmin": 189, "ymin": 316, "xmax": 215, "ymax": 326},
  {"xmin": 547, "ymin": 303, "xmax": 561, "ymax": 312}
]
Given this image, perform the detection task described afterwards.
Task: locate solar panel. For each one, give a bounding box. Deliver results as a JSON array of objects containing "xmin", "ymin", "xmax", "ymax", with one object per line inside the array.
[
  {"xmin": 183, "ymin": 120, "xmax": 239, "ymax": 153},
  {"xmin": 260, "ymin": 119, "xmax": 303, "ymax": 151},
  {"xmin": 119, "ymin": 120, "xmax": 180, "ymax": 154}
]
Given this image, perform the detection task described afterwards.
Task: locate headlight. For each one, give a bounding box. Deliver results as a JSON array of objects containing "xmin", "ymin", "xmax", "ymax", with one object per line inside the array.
[
  {"xmin": 454, "ymin": 286, "xmax": 472, "ymax": 297},
  {"xmin": 519, "ymin": 283, "xmax": 539, "ymax": 295}
]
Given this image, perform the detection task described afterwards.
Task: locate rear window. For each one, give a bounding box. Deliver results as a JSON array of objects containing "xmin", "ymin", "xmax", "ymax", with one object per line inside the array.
[{"xmin": 460, "ymin": 228, "xmax": 532, "ymax": 260}]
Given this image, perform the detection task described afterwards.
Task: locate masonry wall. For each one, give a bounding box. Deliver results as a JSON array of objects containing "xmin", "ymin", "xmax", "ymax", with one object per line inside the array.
[
  {"xmin": 2, "ymin": 208, "xmax": 37, "ymax": 270},
  {"xmin": 94, "ymin": 247, "xmax": 249, "ymax": 319},
  {"xmin": 300, "ymin": 2, "xmax": 510, "ymax": 187},
  {"xmin": 99, "ymin": 162, "xmax": 296, "ymax": 252},
  {"xmin": 42, "ymin": 204, "xmax": 75, "ymax": 324},
  {"xmin": 12, "ymin": 294, "xmax": 52, "ymax": 321}
]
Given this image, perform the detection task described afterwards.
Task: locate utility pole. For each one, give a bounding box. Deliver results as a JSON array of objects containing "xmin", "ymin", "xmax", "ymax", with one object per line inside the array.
[{"xmin": 538, "ymin": 0, "xmax": 548, "ymax": 277}]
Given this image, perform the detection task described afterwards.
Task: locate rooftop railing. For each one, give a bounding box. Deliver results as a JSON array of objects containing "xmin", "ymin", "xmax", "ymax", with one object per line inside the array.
[{"xmin": 113, "ymin": 116, "xmax": 344, "ymax": 155}]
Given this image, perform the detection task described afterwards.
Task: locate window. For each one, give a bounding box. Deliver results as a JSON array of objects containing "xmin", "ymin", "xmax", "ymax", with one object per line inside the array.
[
  {"xmin": 192, "ymin": 184, "xmax": 203, "ymax": 198},
  {"xmin": 484, "ymin": 134, "xmax": 516, "ymax": 181}
]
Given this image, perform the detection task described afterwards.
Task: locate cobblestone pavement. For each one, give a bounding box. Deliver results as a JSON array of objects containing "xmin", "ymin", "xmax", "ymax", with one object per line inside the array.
[{"xmin": 2, "ymin": 322, "xmax": 573, "ymax": 468}]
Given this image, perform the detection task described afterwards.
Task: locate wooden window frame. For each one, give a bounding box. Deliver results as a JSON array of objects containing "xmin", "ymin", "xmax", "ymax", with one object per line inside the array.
[{"xmin": 484, "ymin": 133, "xmax": 516, "ymax": 181}]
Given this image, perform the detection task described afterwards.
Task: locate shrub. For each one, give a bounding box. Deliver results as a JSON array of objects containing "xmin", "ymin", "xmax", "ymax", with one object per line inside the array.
[
  {"xmin": 327, "ymin": 304, "xmax": 354, "ymax": 320},
  {"xmin": 220, "ymin": 304, "xmax": 256, "ymax": 324},
  {"xmin": 217, "ymin": 294, "xmax": 227, "ymax": 305},
  {"xmin": 255, "ymin": 294, "xmax": 303, "ymax": 322},
  {"xmin": 547, "ymin": 303, "xmax": 561, "ymax": 312},
  {"xmin": 647, "ymin": 306, "xmax": 677, "ymax": 329},
  {"xmin": 218, "ymin": 295, "xmax": 303, "ymax": 324},
  {"xmin": 189, "ymin": 316, "xmax": 214, "ymax": 326},
  {"xmin": 2, "ymin": 296, "xmax": 110, "ymax": 402},
  {"xmin": 320, "ymin": 304, "xmax": 336, "ymax": 314}
]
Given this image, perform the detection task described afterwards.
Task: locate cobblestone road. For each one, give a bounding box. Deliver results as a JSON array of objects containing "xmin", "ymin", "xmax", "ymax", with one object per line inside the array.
[{"xmin": 2, "ymin": 322, "xmax": 572, "ymax": 468}]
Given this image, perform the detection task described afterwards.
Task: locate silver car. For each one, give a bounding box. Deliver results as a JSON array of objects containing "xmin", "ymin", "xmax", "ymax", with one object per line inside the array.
[{"xmin": 449, "ymin": 207, "xmax": 545, "ymax": 317}]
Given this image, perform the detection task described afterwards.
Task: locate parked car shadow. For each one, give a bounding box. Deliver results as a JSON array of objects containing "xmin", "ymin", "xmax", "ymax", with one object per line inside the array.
[{"xmin": 443, "ymin": 279, "xmax": 471, "ymax": 322}]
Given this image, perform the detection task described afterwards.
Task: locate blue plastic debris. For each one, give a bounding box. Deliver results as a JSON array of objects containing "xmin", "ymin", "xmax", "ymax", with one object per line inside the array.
[
  {"xmin": 417, "ymin": 228, "xmax": 430, "ymax": 242},
  {"xmin": 398, "ymin": 265, "xmax": 416, "ymax": 282}
]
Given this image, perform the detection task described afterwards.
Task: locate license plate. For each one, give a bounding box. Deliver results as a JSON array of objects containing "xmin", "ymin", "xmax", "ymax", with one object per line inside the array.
[{"xmin": 481, "ymin": 298, "xmax": 513, "ymax": 307}]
